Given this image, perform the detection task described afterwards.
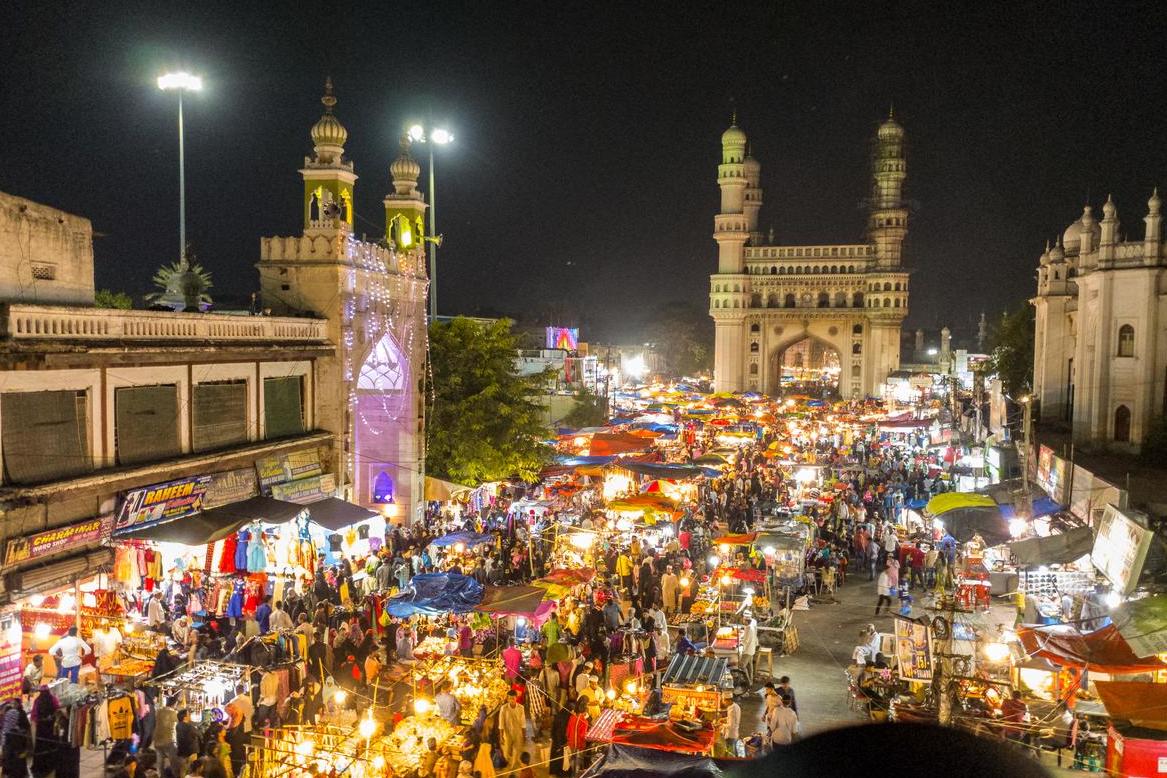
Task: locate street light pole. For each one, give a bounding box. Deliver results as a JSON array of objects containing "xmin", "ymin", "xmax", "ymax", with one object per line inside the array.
[
  {"xmin": 428, "ymin": 144, "xmax": 437, "ymax": 319},
  {"xmin": 158, "ymin": 72, "xmax": 202, "ymax": 263}
]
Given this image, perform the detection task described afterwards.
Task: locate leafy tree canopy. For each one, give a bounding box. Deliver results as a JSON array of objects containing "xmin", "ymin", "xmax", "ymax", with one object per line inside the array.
[
  {"xmin": 562, "ymin": 386, "xmax": 609, "ymax": 429},
  {"xmin": 94, "ymin": 289, "xmax": 133, "ymax": 309},
  {"xmin": 426, "ymin": 317, "xmax": 554, "ymax": 484},
  {"xmin": 986, "ymin": 303, "xmax": 1034, "ymax": 398},
  {"xmin": 645, "ymin": 301, "xmax": 713, "ymax": 378}
]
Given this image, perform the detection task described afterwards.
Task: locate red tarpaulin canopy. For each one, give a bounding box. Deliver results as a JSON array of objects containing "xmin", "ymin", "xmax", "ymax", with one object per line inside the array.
[
  {"xmin": 713, "ymin": 532, "xmax": 758, "ymax": 546},
  {"xmin": 712, "ymin": 566, "xmax": 766, "ymax": 584},
  {"xmin": 1095, "ymin": 682, "xmax": 1167, "ymax": 731},
  {"xmin": 589, "ymin": 433, "xmax": 656, "ymax": 456},
  {"xmin": 606, "ymin": 717, "xmax": 717, "ymax": 755},
  {"xmin": 1017, "ymin": 624, "xmax": 1167, "ymax": 675},
  {"xmin": 537, "ymin": 568, "xmax": 596, "ymax": 587}
]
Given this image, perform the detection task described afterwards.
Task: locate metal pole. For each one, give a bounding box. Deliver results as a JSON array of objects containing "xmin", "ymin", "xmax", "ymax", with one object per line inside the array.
[
  {"xmin": 177, "ymin": 90, "xmax": 186, "ymax": 263},
  {"xmin": 1021, "ymin": 399, "xmax": 1032, "ymax": 494},
  {"xmin": 428, "ymin": 145, "xmax": 437, "ymax": 319}
]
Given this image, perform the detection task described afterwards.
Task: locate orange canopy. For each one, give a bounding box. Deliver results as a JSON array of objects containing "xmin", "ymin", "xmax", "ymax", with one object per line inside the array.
[
  {"xmin": 1095, "ymin": 682, "xmax": 1167, "ymax": 730},
  {"xmin": 1017, "ymin": 624, "xmax": 1167, "ymax": 675},
  {"xmin": 589, "ymin": 432, "xmax": 655, "ymax": 456},
  {"xmin": 713, "ymin": 533, "xmax": 758, "ymax": 546}
]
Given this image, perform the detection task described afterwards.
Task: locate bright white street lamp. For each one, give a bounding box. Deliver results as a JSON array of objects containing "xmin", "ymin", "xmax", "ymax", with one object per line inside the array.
[
  {"xmin": 157, "ymin": 71, "xmax": 203, "ymax": 263},
  {"xmin": 407, "ymin": 123, "xmax": 455, "ymax": 319}
]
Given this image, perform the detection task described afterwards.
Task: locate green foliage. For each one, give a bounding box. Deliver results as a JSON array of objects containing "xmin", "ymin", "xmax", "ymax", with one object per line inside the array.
[
  {"xmin": 1141, "ymin": 416, "xmax": 1167, "ymax": 463},
  {"xmin": 986, "ymin": 304, "xmax": 1034, "ymax": 397},
  {"xmin": 563, "ymin": 387, "xmax": 609, "ymax": 429},
  {"xmin": 426, "ymin": 317, "xmax": 554, "ymax": 484},
  {"xmin": 94, "ymin": 289, "xmax": 133, "ymax": 309},
  {"xmin": 646, "ymin": 301, "xmax": 714, "ymax": 378},
  {"xmin": 147, "ymin": 250, "xmax": 214, "ymax": 311}
]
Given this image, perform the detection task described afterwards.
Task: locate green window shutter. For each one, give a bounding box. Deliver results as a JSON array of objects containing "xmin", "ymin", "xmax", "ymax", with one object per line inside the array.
[
  {"xmin": 192, "ymin": 381, "xmax": 248, "ymax": 453},
  {"xmin": 1, "ymin": 390, "xmax": 91, "ymax": 484},
  {"xmin": 115, "ymin": 385, "xmax": 181, "ymax": 465},
  {"xmin": 264, "ymin": 377, "xmax": 305, "ymax": 439}
]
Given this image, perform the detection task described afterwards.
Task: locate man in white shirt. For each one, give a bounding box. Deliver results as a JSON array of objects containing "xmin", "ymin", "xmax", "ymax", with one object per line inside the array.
[
  {"xmin": 740, "ymin": 614, "xmax": 759, "ymax": 684},
  {"xmin": 765, "ymin": 695, "xmax": 798, "ymax": 747},
  {"xmin": 226, "ymin": 683, "xmax": 254, "ymax": 734},
  {"xmin": 722, "ymin": 698, "xmax": 743, "ymax": 757},
  {"xmin": 269, "ymin": 601, "xmax": 294, "ymax": 632},
  {"xmin": 146, "ymin": 592, "xmax": 166, "ymax": 629},
  {"xmin": 50, "ymin": 627, "xmax": 91, "ymax": 683}
]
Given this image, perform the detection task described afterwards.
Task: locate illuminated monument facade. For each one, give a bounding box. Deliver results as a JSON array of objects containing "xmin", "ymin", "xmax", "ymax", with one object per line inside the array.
[{"xmin": 709, "ymin": 112, "xmax": 910, "ymax": 398}]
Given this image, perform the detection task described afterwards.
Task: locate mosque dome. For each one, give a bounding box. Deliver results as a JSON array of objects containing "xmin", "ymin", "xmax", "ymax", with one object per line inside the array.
[
  {"xmin": 721, "ymin": 123, "xmax": 746, "ymax": 147},
  {"xmin": 877, "ymin": 116, "xmax": 904, "ymax": 141},
  {"xmin": 390, "ymin": 143, "xmax": 421, "ymax": 183},
  {"xmin": 1063, "ymin": 207, "xmax": 1101, "ymax": 251},
  {"xmin": 310, "ymin": 78, "xmax": 347, "ymax": 150},
  {"xmin": 743, "ymin": 154, "xmax": 760, "ymax": 177},
  {"xmin": 1149, "ymin": 188, "xmax": 1161, "ymax": 215},
  {"xmin": 1049, "ymin": 240, "xmax": 1065, "ymax": 264}
]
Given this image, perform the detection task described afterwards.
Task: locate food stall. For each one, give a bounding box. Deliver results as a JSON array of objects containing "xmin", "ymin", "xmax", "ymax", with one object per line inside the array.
[
  {"xmin": 411, "ymin": 655, "xmax": 510, "ymax": 722},
  {"xmin": 660, "ymin": 654, "xmax": 732, "ymax": 715}
]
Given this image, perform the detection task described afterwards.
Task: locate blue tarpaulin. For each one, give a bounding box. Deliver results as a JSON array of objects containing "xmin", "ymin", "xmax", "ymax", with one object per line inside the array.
[
  {"xmin": 384, "ymin": 573, "xmax": 484, "ymax": 617},
  {"xmin": 430, "ymin": 531, "xmax": 495, "ymax": 548},
  {"xmin": 580, "ymin": 743, "xmax": 733, "ymax": 778},
  {"xmin": 616, "ymin": 461, "xmax": 709, "ymax": 479},
  {"xmin": 906, "ymin": 497, "xmax": 928, "ymax": 510},
  {"xmin": 1000, "ymin": 496, "xmax": 1065, "ymax": 519},
  {"xmin": 555, "ymin": 455, "xmax": 618, "ymax": 466}
]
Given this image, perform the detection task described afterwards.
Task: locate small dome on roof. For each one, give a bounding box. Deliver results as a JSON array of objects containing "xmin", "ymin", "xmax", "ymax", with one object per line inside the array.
[
  {"xmin": 310, "ymin": 78, "xmax": 348, "ymax": 151},
  {"xmin": 721, "ymin": 123, "xmax": 746, "ymax": 147},
  {"xmin": 1063, "ymin": 206, "xmax": 1101, "ymax": 251}
]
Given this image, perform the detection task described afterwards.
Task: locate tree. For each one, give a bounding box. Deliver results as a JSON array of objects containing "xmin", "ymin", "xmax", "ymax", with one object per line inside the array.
[
  {"xmin": 562, "ymin": 387, "xmax": 609, "ymax": 429},
  {"xmin": 94, "ymin": 289, "xmax": 133, "ymax": 309},
  {"xmin": 986, "ymin": 304, "xmax": 1034, "ymax": 398},
  {"xmin": 645, "ymin": 301, "xmax": 714, "ymax": 378},
  {"xmin": 148, "ymin": 248, "xmax": 213, "ymax": 311},
  {"xmin": 426, "ymin": 317, "xmax": 554, "ymax": 483}
]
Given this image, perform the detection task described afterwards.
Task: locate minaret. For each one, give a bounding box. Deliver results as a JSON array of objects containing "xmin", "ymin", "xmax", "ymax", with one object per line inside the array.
[
  {"xmin": 384, "ymin": 136, "xmax": 427, "ymax": 251},
  {"xmin": 914, "ymin": 328, "xmax": 924, "ymax": 356},
  {"xmin": 868, "ymin": 108, "xmax": 908, "ymax": 269},
  {"xmin": 977, "ymin": 312, "xmax": 987, "ymax": 351},
  {"xmin": 715, "ymin": 117, "xmax": 749, "ymax": 273},
  {"xmin": 1099, "ymin": 195, "xmax": 1119, "ymax": 267},
  {"xmin": 300, "ymin": 78, "xmax": 355, "ymax": 231},
  {"xmin": 743, "ymin": 147, "xmax": 763, "ymax": 246},
  {"xmin": 1145, "ymin": 188, "xmax": 1161, "ymax": 265}
]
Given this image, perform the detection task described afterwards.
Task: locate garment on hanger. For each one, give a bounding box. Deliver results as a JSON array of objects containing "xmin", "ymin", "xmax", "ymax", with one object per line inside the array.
[
  {"xmin": 235, "ymin": 529, "xmax": 251, "ymax": 571},
  {"xmin": 247, "ymin": 524, "xmax": 268, "ymax": 573}
]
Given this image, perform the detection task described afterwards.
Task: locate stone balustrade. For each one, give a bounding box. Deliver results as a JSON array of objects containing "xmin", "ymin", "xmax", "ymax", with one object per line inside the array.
[{"xmin": 0, "ymin": 304, "xmax": 328, "ymax": 342}]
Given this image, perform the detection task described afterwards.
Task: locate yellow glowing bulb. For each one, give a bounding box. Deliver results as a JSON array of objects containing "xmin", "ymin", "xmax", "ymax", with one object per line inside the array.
[
  {"xmin": 359, "ymin": 715, "xmax": 377, "ymax": 740},
  {"xmin": 719, "ymin": 544, "xmax": 730, "ymax": 555},
  {"xmin": 413, "ymin": 697, "xmax": 433, "ymax": 715},
  {"xmin": 982, "ymin": 642, "xmax": 1011, "ymax": 663},
  {"xmin": 373, "ymin": 755, "xmax": 386, "ymax": 769},
  {"xmin": 679, "ymin": 577, "xmax": 690, "ymax": 588},
  {"xmin": 605, "ymin": 688, "xmax": 616, "ymax": 701},
  {"xmin": 334, "ymin": 689, "xmax": 347, "ymax": 705},
  {"xmin": 295, "ymin": 739, "xmax": 316, "ymax": 756},
  {"xmin": 720, "ymin": 575, "xmax": 732, "ymax": 586},
  {"xmin": 624, "ymin": 681, "xmax": 638, "ymax": 695},
  {"xmin": 33, "ymin": 622, "xmax": 50, "ymax": 641},
  {"xmin": 124, "ymin": 622, "xmax": 135, "ymax": 634},
  {"xmin": 453, "ymin": 542, "xmax": 465, "ymax": 554}
]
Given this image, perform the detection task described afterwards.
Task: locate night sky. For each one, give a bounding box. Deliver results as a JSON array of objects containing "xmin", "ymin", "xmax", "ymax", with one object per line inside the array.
[{"xmin": 4, "ymin": 2, "xmax": 1165, "ymax": 341}]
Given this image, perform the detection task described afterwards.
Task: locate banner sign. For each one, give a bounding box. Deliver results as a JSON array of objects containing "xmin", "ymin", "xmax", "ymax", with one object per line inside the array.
[
  {"xmin": 204, "ymin": 468, "xmax": 259, "ymax": 509},
  {"xmin": 256, "ymin": 450, "xmax": 323, "ymax": 489},
  {"xmin": 1093, "ymin": 504, "xmax": 1153, "ymax": 596},
  {"xmin": 0, "ymin": 617, "xmax": 21, "ymax": 702},
  {"xmin": 115, "ymin": 476, "xmax": 211, "ymax": 533},
  {"xmin": 894, "ymin": 617, "xmax": 934, "ymax": 682},
  {"xmin": 270, "ymin": 473, "xmax": 337, "ymax": 505},
  {"xmin": 4, "ymin": 514, "xmax": 113, "ymax": 569}
]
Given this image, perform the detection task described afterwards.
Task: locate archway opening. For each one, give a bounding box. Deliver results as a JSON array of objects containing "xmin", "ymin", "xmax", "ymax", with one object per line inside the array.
[{"xmin": 774, "ymin": 337, "xmax": 840, "ymax": 399}]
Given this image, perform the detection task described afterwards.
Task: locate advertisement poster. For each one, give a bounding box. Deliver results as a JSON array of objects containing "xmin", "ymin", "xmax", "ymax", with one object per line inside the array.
[
  {"xmin": 1093, "ymin": 504, "xmax": 1153, "ymax": 596},
  {"xmin": 115, "ymin": 476, "xmax": 212, "ymax": 533},
  {"xmin": 544, "ymin": 327, "xmax": 580, "ymax": 351},
  {"xmin": 4, "ymin": 514, "xmax": 113, "ymax": 569},
  {"xmin": 0, "ymin": 617, "xmax": 19, "ymax": 702},
  {"xmin": 894, "ymin": 617, "xmax": 934, "ymax": 682},
  {"xmin": 270, "ymin": 473, "xmax": 337, "ymax": 505},
  {"xmin": 204, "ymin": 468, "xmax": 259, "ymax": 509},
  {"xmin": 256, "ymin": 451, "xmax": 323, "ymax": 489}
]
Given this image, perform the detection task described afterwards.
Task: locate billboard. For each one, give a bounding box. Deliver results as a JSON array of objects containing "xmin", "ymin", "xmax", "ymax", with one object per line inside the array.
[
  {"xmin": 115, "ymin": 475, "xmax": 212, "ymax": 533},
  {"xmin": 545, "ymin": 327, "xmax": 579, "ymax": 351},
  {"xmin": 1092, "ymin": 504, "xmax": 1153, "ymax": 596}
]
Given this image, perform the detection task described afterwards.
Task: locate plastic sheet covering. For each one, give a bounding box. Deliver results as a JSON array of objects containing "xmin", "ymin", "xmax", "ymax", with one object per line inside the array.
[
  {"xmin": 615, "ymin": 461, "xmax": 709, "ymax": 479},
  {"xmin": 1017, "ymin": 623, "xmax": 1166, "ymax": 674},
  {"xmin": 1095, "ymin": 681, "xmax": 1167, "ymax": 730},
  {"xmin": 934, "ymin": 505, "xmax": 1010, "ymax": 546},
  {"xmin": 580, "ymin": 743, "xmax": 727, "ymax": 778},
  {"xmin": 384, "ymin": 572, "xmax": 484, "ymax": 617},
  {"xmin": 424, "ymin": 476, "xmax": 473, "ymax": 501},
  {"xmin": 430, "ymin": 531, "xmax": 496, "ymax": 548},
  {"xmin": 1008, "ymin": 526, "xmax": 1095, "ymax": 565},
  {"xmin": 473, "ymin": 585, "xmax": 547, "ymax": 616},
  {"xmin": 926, "ymin": 492, "xmax": 998, "ymax": 515}
]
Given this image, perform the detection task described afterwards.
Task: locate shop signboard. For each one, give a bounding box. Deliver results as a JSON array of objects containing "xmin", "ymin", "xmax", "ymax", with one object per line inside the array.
[
  {"xmin": 1036, "ymin": 445, "xmax": 1053, "ymax": 493},
  {"xmin": 204, "ymin": 468, "xmax": 259, "ymax": 509},
  {"xmin": 115, "ymin": 475, "xmax": 212, "ymax": 533},
  {"xmin": 894, "ymin": 617, "xmax": 933, "ymax": 681},
  {"xmin": 1093, "ymin": 504, "xmax": 1153, "ymax": 596},
  {"xmin": 0, "ymin": 616, "xmax": 20, "ymax": 702},
  {"xmin": 256, "ymin": 450, "xmax": 323, "ymax": 489},
  {"xmin": 4, "ymin": 514, "xmax": 113, "ymax": 569},
  {"xmin": 270, "ymin": 473, "xmax": 337, "ymax": 505}
]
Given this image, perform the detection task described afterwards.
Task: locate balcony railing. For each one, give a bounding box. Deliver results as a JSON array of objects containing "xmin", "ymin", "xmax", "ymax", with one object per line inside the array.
[{"xmin": 0, "ymin": 304, "xmax": 328, "ymax": 343}]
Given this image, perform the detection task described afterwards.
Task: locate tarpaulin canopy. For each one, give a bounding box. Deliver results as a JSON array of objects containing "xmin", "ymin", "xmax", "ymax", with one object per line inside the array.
[
  {"xmin": 926, "ymin": 492, "xmax": 998, "ymax": 515},
  {"xmin": 1000, "ymin": 496, "xmax": 1066, "ymax": 520},
  {"xmin": 608, "ymin": 494, "xmax": 678, "ymax": 512},
  {"xmin": 306, "ymin": 497, "xmax": 378, "ymax": 531},
  {"xmin": 608, "ymin": 721, "xmax": 717, "ymax": 755},
  {"xmin": 424, "ymin": 476, "xmax": 473, "ymax": 502},
  {"xmin": 555, "ymin": 455, "xmax": 618, "ymax": 466},
  {"xmin": 580, "ymin": 743, "xmax": 730, "ymax": 778},
  {"xmin": 712, "ymin": 533, "xmax": 757, "ymax": 546},
  {"xmin": 1008, "ymin": 526, "xmax": 1095, "ymax": 566},
  {"xmin": 589, "ymin": 433, "xmax": 656, "ymax": 456},
  {"xmin": 614, "ymin": 461, "xmax": 708, "ymax": 480},
  {"xmin": 1096, "ymin": 681, "xmax": 1167, "ymax": 730},
  {"xmin": 473, "ymin": 585, "xmax": 547, "ymax": 616},
  {"xmin": 1017, "ymin": 623, "xmax": 1167, "ymax": 674},
  {"xmin": 116, "ymin": 496, "xmax": 305, "ymax": 544},
  {"xmin": 384, "ymin": 573, "xmax": 484, "ymax": 617},
  {"xmin": 1114, "ymin": 596, "xmax": 1167, "ymax": 659},
  {"xmin": 430, "ymin": 531, "xmax": 495, "ymax": 548},
  {"xmin": 935, "ymin": 506, "xmax": 1010, "ymax": 546},
  {"xmin": 535, "ymin": 568, "xmax": 596, "ymax": 588},
  {"xmin": 712, "ymin": 566, "xmax": 766, "ymax": 584}
]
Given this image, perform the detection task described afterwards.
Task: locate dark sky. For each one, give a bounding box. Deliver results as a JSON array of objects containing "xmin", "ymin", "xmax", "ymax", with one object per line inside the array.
[{"xmin": 4, "ymin": 1, "xmax": 1165, "ymax": 341}]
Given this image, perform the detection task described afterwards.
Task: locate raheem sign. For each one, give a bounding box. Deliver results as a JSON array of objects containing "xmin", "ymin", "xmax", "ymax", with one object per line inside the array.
[{"xmin": 115, "ymin": 475, "xmax": 212, "ymax": 533}]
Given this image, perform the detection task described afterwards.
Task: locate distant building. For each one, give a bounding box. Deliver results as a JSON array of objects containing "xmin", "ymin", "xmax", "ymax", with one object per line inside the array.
[
  {"xmin": 1032, "ymin": 191, "xmax": 1164, "ymax": 449},
  {"xmin": 709, "ymin": 111, "xmax": 910, "ymax": 397}
]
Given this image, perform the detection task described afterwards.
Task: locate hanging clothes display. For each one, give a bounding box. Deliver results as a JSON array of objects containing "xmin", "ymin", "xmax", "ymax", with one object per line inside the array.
[{"xmin": 247, "ymin": 523, "xmax": 267, "ymax": 573}]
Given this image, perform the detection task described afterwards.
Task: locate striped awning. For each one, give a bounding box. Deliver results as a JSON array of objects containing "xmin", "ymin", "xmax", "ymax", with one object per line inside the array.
[
  {"xmin": 661, "ymin": 654, "xmax": 732, "ymax": 689},
  {"xmin": 586, "ymin": 708, "xmax": 622, "ymax": 742}
]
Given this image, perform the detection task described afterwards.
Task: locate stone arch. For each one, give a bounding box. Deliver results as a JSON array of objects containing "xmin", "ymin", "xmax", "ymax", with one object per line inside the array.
[
  {"xmin": 771, "ymin": 266, "xmax": 778, "ymax": 275},
  {"xmin": 750, "ymin": 292, "xmax": 762, "ymax": 308},
  {"xmin": 784, "ymin": 293, "xmax": 796, "ymax": 308},
  {"xmin": 770, "ymin": 331, "xmax": 843, "ymax": 399},
  {"xmin": 883, "ymin": 297, "xmax": 891, "ymax": 308},
  {"xmin": 767, "ymin": 293, "xmax": 779, "ymax": 308},
  {"xmin": 1114, "ymin": 404, "xmax": 1131, "ymax": 442},
  {"xmin": 817, "ymin": 292, "xmax": 830, "ymax": 308},
  {"xmin": 834, "ymin": 291, "xmax": 847, "ymax": 307},
  {"xmin": 883, "ymin": 282, "xmax": 892, "ymax": 291},
  {"xmin": 750, "ymin": 323, "xmax": 760, "ymax": 333},
  {"xmin": 853, "ymin": 292, "xmax": 864, "ymax": 308}
]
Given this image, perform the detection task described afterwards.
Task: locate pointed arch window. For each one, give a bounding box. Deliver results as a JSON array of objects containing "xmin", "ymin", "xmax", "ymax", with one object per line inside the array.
[
  {"xmin": 358, "ymin": 334, "xmax": 406, "ymax": 392},
  {"xmin": 1118, "ymin": 325, "xmax": 1135, "ymax": 357},
  {"xmin": 1114, "ymin": 405, "xmax": 1131, "ymax": 442}
]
